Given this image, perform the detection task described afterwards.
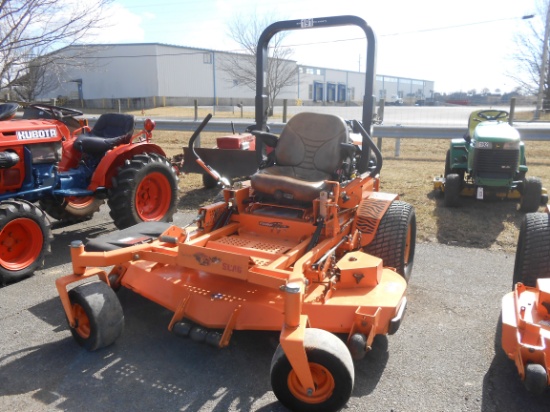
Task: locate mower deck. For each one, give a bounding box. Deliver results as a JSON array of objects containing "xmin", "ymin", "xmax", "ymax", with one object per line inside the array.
[
  {"xmin": 502, "ymin": 279, "xmax": 550, "ymax": 392},
  {"xmin": 59, "ymin": 205, "xmax": 407, "ymax": 347}
]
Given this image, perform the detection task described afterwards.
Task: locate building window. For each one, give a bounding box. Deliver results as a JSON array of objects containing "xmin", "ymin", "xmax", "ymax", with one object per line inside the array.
[
  {"xmin": 203, "ymin": 53, "xmax": 212, "ymax": 64},
  {"xmin": 308, "ymin": 84, "xmax": 313, "ymax": 100},
  {"xmin": 233, "ymin": 80, "xmax": 239, "ymax": 87}
]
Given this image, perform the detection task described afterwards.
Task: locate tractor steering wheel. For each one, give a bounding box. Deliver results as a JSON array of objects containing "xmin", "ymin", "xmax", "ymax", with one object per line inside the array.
[
  {"xmin": 476, "ymin": 110, "xmax": 508, "ymax": 121},
  {"xmin": 28, "ymin": 103, "xmax": 83, "ymax": 119}
]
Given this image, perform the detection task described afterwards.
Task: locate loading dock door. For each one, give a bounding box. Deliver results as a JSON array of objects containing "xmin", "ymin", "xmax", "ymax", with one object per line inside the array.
[
  {"xmin": 337, "ymin": 84, "xmax": 346, "ymax": 102},
  {"xmin": 313, "ymin": 81, "xmax": 324, "ymax": 102},
  {"xmin": 327, "ymin": 83, "xmax": 336, "ymax": 102}
]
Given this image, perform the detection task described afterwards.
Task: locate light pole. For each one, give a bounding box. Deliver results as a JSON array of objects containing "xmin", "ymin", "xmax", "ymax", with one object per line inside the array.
[{"xmin": 535, "ymin": 10, "xmax": 549, "ymax": 119}]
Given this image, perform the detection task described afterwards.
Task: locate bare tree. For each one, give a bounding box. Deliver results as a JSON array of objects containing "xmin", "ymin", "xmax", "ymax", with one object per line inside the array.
[
  {"xmin": 509, "ymin": 0, "xmax": 550, "ymax": 107},
  {"xmin": 220, "ymin": 12, "xmax": 297, "ymax": 114},
  {"xmin": 0, "ymin": 0, "xmax": 112, "ymax": 100}
]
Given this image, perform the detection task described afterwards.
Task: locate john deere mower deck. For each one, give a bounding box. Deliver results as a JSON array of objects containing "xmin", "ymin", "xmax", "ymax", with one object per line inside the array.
[{"xmin": 56, "ymin": 16, "xmax": 416, "ymax": 412}]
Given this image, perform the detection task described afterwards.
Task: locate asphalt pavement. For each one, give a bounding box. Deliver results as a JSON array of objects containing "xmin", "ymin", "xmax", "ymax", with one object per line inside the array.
[{"xmin": 1, "ymin": 206, "xmax": 549, "ymax": 412}]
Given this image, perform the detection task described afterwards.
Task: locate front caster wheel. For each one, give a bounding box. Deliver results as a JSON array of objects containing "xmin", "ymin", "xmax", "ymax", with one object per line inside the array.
[
  {"xmin": 270, "ymin": 328, "xmax": 354, "ymax": 412},
  {"xmin": 68, "ymin": 281, "xmax": 124, "ymax": 351}
]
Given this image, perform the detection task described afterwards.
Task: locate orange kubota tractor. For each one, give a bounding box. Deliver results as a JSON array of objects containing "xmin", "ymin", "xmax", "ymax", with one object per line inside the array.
[
  {"xmin": 55, "ymin": 16, "xmax": 416, "ymax": 412},
  {"xmin": 502, "ymin": 205, "xmax": 550, "ymax": 394}
]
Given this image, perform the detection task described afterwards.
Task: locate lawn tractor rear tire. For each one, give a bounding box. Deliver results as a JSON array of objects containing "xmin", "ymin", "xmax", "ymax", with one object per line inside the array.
[
  {"xmin": 68, "ymin": 281, "xmax": 124, "ymax": 351},
  {"xmin": 0, "ymin": 200, "xmax": 52, "ymax": 284},
  {"xmin": 519, "ymin": 177, "xmax": 542, "ymax": 213},
  {"xmin": 40, "ymin": 196, "xmax": 103, "ymax": 223},
  {"xmin": 512, "ymin": 212, "xmax": 550, "ymax": 287},
  {"xmin": 363, "ymin": 200, "xmax": 416, "ymax": 282},
  {"xmin": 270, "ymin": 328, "xmax": 354, "ymax": 412},
  {"xmin": 443, "ymin": 173, "xmax": 461, "ymax": 207},
  {"xmin": 108, "ymin": 153, "xmax": 178, "ymax": 229}
]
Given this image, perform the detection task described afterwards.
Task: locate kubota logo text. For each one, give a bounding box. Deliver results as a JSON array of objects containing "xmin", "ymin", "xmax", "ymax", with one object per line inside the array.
[{"xmin": 16, "ymin": 129, "xmax": 57, "ymax": 140}]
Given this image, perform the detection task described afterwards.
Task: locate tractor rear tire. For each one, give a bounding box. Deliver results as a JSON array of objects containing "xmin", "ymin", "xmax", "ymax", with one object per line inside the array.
[
  {"xmin": 519, "ymin": 177, "xmax": 542, "ymax": 213},
  {"xmin": 0, "ymin": 200, "xmax": 52, "ymax": 284},
  {"xmin": 270, "ymin": 328, "xmax": 354, "ymax": 412},
  {"xmin": 108, "ymin": 153, "xmax": 178, "ymax": 229},
  {"xmin": 68, "ymin": 281, "xmax": 124, "ymax": 351},
  {"xmin": 443, "ymin": 173, "xmax": 461, "ymax": 207},
  {"xmin": 40, "ymin": 196, "xmax": 103, "ymax": 223},
  {"xmin": 363, "ymin": 201, "xmax": 416, "ymax": 282},
  {"xmin": 512, "ymin": 212, "xmax": 550, "ymax": 287}
]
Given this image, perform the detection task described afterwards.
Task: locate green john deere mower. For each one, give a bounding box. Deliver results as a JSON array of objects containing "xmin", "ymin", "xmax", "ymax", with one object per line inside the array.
[{"xmin": 434, "ymin": 109, "xmax": 548, "ymax": 212}]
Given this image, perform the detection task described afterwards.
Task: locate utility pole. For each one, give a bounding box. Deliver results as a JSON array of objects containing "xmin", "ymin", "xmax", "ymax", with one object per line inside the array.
[{"xmin": 535, "ymin": 7, "xmax": 550, "ymax": 119}]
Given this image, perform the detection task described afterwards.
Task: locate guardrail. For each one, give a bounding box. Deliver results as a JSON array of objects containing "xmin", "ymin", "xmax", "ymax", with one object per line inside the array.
[{"xmin": 134, "ymin": 119, "xmax": 550, "ymax": 141}]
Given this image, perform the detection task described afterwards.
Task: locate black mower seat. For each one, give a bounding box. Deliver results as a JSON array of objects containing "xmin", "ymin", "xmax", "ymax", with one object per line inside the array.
[
  {"xmin": 75, "ymin": 113, "xmax": 135, "ymax": 156},
  {"xmin": 251, "ymin": 112, "xmax": 349, "ymax": 203},
  {"xmin": 85, "ymin": 221, "xmax": 172, "ymax": 252}
]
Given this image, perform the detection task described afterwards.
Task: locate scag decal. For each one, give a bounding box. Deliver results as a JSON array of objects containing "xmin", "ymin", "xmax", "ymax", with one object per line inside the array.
[{"xmin": 16, "ymin": 129, "xmax": 57, "ymax": 140}]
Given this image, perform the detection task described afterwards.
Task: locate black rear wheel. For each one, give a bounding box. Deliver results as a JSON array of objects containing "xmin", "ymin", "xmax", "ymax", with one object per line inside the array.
[
  {"xmin": 513, "ymin": 212, "xmax": 550, "ymax": 287},
  {"xmin": 363, "ymin": 200, "xmax": 416, "ymax": 281}
]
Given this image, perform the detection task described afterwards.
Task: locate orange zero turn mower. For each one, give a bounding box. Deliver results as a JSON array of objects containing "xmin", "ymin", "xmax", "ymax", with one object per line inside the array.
[{"xmin": 55, "ymin": 15, "xmax": 416, "ymax": 412}]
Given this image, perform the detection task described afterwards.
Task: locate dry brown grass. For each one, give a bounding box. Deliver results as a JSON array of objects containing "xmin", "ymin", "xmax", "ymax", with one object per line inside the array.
[{"xmin": 153, "ymin": 128, "xmax": 550, "ymax": 254}]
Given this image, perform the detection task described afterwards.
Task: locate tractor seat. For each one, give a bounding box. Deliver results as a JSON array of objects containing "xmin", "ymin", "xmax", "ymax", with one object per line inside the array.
[
  {"xmin": 74, "ymin": 113, "xmax": 135, "ymax": 156},
  {"xmin": 251, "ymin": 112, "xmax": 349, "ymax": 203}
]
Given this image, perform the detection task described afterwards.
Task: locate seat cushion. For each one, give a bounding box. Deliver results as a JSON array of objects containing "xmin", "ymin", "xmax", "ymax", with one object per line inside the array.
[{"xmin": 251, "ymin": 166, "xmax": 329, "ymax": 202}]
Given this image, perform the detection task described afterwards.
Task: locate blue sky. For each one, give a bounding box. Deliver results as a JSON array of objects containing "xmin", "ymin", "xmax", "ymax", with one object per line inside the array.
[{"xmin": 94, "ymin": 0, "xmax": 541, "ymax": 94}]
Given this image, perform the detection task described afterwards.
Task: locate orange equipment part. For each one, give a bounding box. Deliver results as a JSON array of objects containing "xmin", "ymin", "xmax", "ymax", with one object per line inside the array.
[{"xmin": 501, "ymin": 279, "xmax": 550, "ymax": 392}]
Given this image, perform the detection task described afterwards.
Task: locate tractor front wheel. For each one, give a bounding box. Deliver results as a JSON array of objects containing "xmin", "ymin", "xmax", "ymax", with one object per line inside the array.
[
  {"xmin": 519, "ymin": 177, "xmax": 542, "ymax": 213},
  {"xmin": 108, "ymin": 153, "xmax": 178, "ymax": 229},
  {"xmin": 0, "ymin": 200, "xmax": 52, "ymax": 284},
  {"xmin": 512, "ymin": 212, "xmax": 550, "ymax": 287},
  {"xmin": 363, "ymin": 200, "xmax": 416, "ymax": 281},
  {"xmin": 270, "ymin": 328, "xmax": 354, "ymax": 412},
  {"xmin": 68, "ymin": 281, "xmax": 124, "ymax": 351},
  {"xmin": 40, "ymin": 196, "xmax": 103, "ymax": 222},
  {"xmin": 443, "ymin": 173, "xmax": 461, "ymax": 207}
]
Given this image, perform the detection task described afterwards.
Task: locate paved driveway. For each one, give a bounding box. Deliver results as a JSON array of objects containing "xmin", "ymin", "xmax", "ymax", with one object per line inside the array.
[{"xmin": 0, "ymin": 208, "xmax": 549, "ymax": 411}]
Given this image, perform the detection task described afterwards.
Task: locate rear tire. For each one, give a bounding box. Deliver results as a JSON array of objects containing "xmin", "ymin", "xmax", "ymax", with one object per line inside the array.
[
  {"xmin": 40, "ymin": 196, "xmax": 103, "ymax": 222},
  {"xmin": 270, "ymin": 328, "xmax": 354, "ymax": 412},
  {"xmin": 108, "ymin": 153, "xmax": 178, "ymax": 229},
  {"xmin": 363, "ymin": 201, "xmax": 416, "ymax": 282},
  {"xmin": 68, "ymin": 281, "xmax": 124, "ymax": 351},
  {"xmin": 0, "ymin": 200, "xmax": 52, "ymax": 284},
  {"xmin": 519, "ymin": 177, "xmax": 542, "ymax": 213},
  {"xmin": 513, "ymin": 212, "xmax": 550, "ymax": 287},
  {"xmin": 443, "ymin": 173, "xmax": 461, "ymax": 207}
]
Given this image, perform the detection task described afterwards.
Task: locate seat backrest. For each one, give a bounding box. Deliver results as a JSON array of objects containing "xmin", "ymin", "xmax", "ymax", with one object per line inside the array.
[
  {"xmin": 91, "ymin": 113, "xmax": 134, "ymax": 139},
  {"xmin": 274, "ymin": 112, "xmax": 348, "ymax": 175}
]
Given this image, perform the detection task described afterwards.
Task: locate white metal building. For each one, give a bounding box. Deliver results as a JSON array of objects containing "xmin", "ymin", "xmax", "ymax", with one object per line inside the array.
[{"xmin": 42, "ymin": 43, "xmax": 434, "ymax": 108}]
